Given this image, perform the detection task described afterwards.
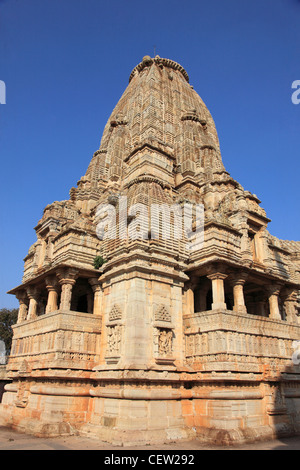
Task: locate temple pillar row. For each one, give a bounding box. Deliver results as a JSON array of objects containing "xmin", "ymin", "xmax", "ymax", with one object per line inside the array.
[
  {"xmin": 14, "ymin": 268, "xmax": 103, "ymax": 321},
  {"xmin": 190, "ymin": 268, "xmax": 298, "ymax": 324}
]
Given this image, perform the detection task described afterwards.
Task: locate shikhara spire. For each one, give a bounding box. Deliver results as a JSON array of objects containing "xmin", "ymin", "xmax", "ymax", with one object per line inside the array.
[{"xmin": 82, "ymin": 55, "xmax": 224, "ymax": 193}]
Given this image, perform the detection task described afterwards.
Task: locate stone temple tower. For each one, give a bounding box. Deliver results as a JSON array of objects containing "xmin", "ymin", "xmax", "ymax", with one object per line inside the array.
[{"xmin": 1, "ymin": 56, "xmax": 300, "ymax": 445}]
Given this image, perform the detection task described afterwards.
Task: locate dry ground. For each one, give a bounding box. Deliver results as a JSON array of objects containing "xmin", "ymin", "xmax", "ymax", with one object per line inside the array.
[{"xmin": 0, "ymin": 426, "xmax": 299, "ymax": 451}]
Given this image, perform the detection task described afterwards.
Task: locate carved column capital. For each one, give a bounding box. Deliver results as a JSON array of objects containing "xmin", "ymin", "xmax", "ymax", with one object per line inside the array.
[
  {"xmin": 45, "ymin": 275, "xmax": 59, "ymax": 291},
  {"xmin": 56, "ymin": 267, "xmax": 79, "ymax": 285},
  {"xmin": 88, "ymin": 277, "xmax": 102, "ymax": 292},
  {"xmin": 206, "ymin": 264, "xmax": 227, "ymax": 280},
  {"xmin": 265, "ymin": 283, "xmax": 282, "ymax": 297},
  {"xmin": 15, "ymin": 290, "xmax": 28, "ymax": 303},
  {"xmin": 228, "ymin": 270, "xmax": 248, "ymax": 286},
  {"xmin": 26, "ymin": 285, "xmax": 39, "ymax": 299},
  {"xmin": 207, "ymin": 272, "xmax": 228, "ymax": 282},
  {"xmin": 281, "ymin": 287, "xmax": 298, "ymax": 302}
]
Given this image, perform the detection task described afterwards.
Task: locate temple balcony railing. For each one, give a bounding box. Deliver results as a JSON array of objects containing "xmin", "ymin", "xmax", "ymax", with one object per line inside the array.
[
  {"xmin": 183, "ymin": 309, "xmax": 300, "ymax": 375},
  {"xmin": 6, "ymin": 310, "xmax": 102, "ymax": 377}
]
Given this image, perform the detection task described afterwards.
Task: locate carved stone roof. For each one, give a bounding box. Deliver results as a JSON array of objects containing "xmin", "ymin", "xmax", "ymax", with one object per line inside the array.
[{"xmin": 84, "ymin": 55, "xmax": 224, "ymax": 187}]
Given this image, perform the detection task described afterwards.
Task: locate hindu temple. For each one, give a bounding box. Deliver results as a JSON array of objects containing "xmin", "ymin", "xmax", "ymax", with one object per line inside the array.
[{"xmin": 0, "ymin": 56, "xmax": 299, "ymax": 445}]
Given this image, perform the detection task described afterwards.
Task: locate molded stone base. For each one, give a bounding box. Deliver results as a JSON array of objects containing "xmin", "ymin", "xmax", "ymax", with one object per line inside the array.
[
  {"xmin": 80, "ymin": 423, "xmax": 191, "ymax": 447},
  {"xmin": 193, "ymin": 424, "xmax": 296, "ymax": 446}
]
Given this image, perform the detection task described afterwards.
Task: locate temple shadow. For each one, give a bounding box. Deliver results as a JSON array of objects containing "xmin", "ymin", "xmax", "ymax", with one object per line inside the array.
[{"xmin": 266, "ymin": 354, "xmax": 300, "ymax": 450}]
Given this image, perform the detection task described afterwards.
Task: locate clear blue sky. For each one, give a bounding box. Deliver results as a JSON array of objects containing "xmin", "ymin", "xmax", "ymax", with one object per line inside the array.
[{"xmin": 0, "ymin": 0, "xmax": 299, "ymax": 308}]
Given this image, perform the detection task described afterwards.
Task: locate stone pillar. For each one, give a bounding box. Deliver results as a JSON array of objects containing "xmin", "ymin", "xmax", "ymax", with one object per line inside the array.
[
  {"xmin": 281, "ymin": 288, "xmax": 298, "ymax": 324},
  {"xmin": 207, "ymin": 269, "xmax": 227, "ymax": 310},
  {"xmin": 266, "ymin": 284, "xmax": 282, "ymax": 320},
  {"xmin": 59, "ymin": 280, "xmax": 75, "ymax": 311},
  {"xmin": 45, "ymin": 276, "xmax": 59, "ymax": 314},
  {"xmin": 184, "ymin": 278, "xmax": 198, "ymax": 315},
  {"xmin": 26, "ymin": 287, "xmax": 39, "ymax": 320},
  {"xmin": 57, "ymin": 268, "xmax": 78, "ymax": 312},
  {"xmin": 16, "ymin": 291, "xmax": 29, "ymax": 323},
  {"xmin": 186, "ymin": 286, "xmax": 194, "ymax": 315},
  {"xmin": 256, "ymin": 296, "xmax": 268, "ymax": 317},
  {"xmin": 231, "ymin": 272, "xmax": 248, "ymax": 313},
  {"xmin": 89, "ymin": 278, "xmax": 103, "ymax": 315},
  {"xmin": 198, "ymin": 280, "xmax": 210, "ymax": 312}
]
